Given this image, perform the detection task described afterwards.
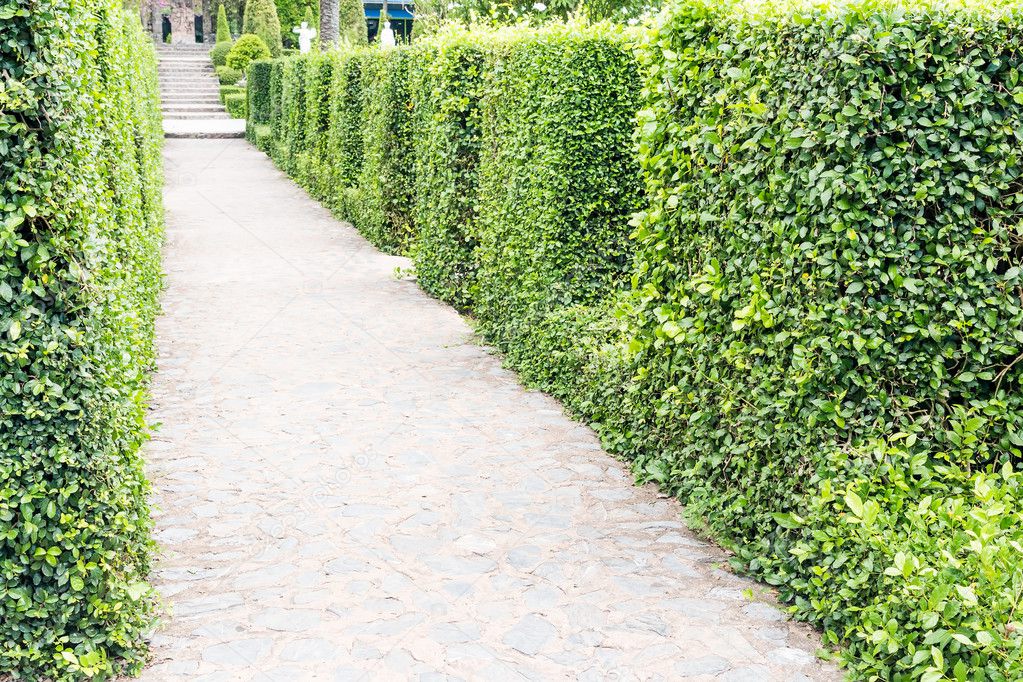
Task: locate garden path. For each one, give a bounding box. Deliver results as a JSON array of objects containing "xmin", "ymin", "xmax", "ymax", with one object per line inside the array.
[{"xmin": 140, "ymin": 139, "xmax": 841, "ymax": 681}]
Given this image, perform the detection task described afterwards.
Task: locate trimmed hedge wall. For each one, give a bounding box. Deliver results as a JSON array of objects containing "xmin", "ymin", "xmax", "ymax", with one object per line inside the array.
[
  {"xmin": 408, "ymin": 35, "xmax": 485, "ymax": 309},
  {"xmin": 629, "ymin": 1, "xmax": 1023, "ymax": 679},
  {"xmin": 0, "ymin": 2, "xmax": 163, "ymax": 679},
  {"xmin": 247, "ymin": 9, "xmax": 1023, "ymax": 678},
  {"xmin": 474, "ymin": 29, "xmax": 641, "ymax": 371}
]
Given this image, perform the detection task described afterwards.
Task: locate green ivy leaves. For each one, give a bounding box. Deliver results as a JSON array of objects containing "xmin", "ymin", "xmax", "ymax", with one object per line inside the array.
[{"xmin": 1, "ymin": 3, "xmax": 162, "ymax": 679}]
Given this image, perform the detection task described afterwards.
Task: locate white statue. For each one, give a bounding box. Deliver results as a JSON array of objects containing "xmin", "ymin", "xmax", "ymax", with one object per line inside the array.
[
  {"xmin": 379, "ymin": 21, "xmax": 396, "ymax": 47},
  {"xmin": 293, "ymin": 22, "xmax": 317, "ymax": 54}
]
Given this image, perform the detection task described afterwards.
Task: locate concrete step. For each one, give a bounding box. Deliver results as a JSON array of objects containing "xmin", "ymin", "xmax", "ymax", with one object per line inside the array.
[
  {"xmin": 162, "ymin": 90, "xmax": 224, "ymax": 97},
  {"xmin": 162, "ymin": 97, "xmax": 223, "ymax": 105},
  {"xmin": 160, "ymin": 82, "xmax": 222, "ymax": 89},
  {"xmin": 161, "ymin": 106, "xmax": 228, "ymax": 114},
  {"xmin": 163, "ymin": 116, "xmax": 246, "ymax": 139},
  {"xmin": 163, "ymin": 112, "xmax": 231, "ymax": 120},
  {"xmin": 161, "ymin": 90, "xmax": 224, "ymax": 97},
  {"xmin": 161, "ymin": 103, "xmax": 226, "ymax": 109},
  {"xmin": 160, "ymin": 77, "xmax": 220, "ymax": 83}
]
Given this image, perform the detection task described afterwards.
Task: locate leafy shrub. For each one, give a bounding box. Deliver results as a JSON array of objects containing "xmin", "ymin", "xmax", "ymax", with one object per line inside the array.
[
  {"xmin": 298, "ymin": 53, "xmax": 335, "ymax": 196},
  {"xmin": 225, "ymin": 92, "xmax": 247, "ymax": 118},
  {"xmin": 629, "ymin": 0, "xmax": 1023, "ymax": 678},
  {"xmin": 219, "ymin": 84, "xmax": 244, "ymax": 103},
  {"xmin": 473, "ymin": 25, "xmax": 642, "ymax": 365},
  {"xmin": 216, "ymin": 64, "xmax": 243, "ymax": 85},
  {"xmin": 278, "ymin": 56, "xmax": 309, "ymax": 172},
  {"xmin": 241, "ymin": 0, "xmax": 283, "ymax": 56},
  {"xmin": 216, "ymin": 3, "xmax": 231, "ymax": 43},
  {"xmin": 325, "ymin": 51, "xmax": 367, "ymax": 201},
  {"xmin": 341, "ymin": 47, "xmax": 419, "ymax": 253},
  {"xmin": 340, "ymin": 0, "xmax": 368, "ymax": 46},
  {"xmin": 246, "ymin": 58, "xmax": 273, "ymax": 142},
  {"xmin": 260, "ymin": 48, "xmax": 417, "ymax": 253},
  {"xmin": 227, "ymin": 33, "xmax": 271, "ymax": 71},
  {"xmin": 0, "ymin": 2, "xmax": 162, "ymax": 679},
  {"xmin": 409, "ymin": 31, "xmax": 485, "ymax": 309},
  {"xmin": 210, "ymin": 39, "xmax": 233, "ymax": 67}
]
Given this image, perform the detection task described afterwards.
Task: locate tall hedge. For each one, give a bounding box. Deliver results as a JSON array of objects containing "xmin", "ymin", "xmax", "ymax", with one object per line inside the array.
[
  {"xmin": 629, "ymin": 1, "xmax": 1023, "ymax": 678},
  {"xmin": 0, "ymin": 2, "xmax": 163, "ymax": 679},
  {"xmin": 474, "ymin": 27, "xmax": 641, "ymax": 375},
  {"xmin": 409, "ymin": 33, "xmax": 485, "ymax": 309},
  {"xmin": 343, "ymin": 48, "xmax": 419, "ymax": 253},
  {"xmin": 246, "ymin": 58, "xmax": 274, "ymax": 145},
  {"xmin": 325, "ymin": 51, "xmax": 368, "ymax": 199}
]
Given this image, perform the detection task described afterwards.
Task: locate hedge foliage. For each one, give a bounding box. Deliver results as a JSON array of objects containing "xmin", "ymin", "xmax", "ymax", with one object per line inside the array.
[
  {"xmin": 627, "ymin": 1, "xmax": 1023, "ymax": 678},
  {"xmin": 226, "ymin": 33, "xmax": 271, "ymax": 71},
  {"xmin": 210, "ymin": 40, "xmax": 233, "ymax": 67},
  {"xmin": 225, "ymin": 92, "xmax": 247, "ymax": 118},
  {"xmin": 241, "ymin": 0, "xmax": 283, "ymax": 56},
  {"xmin": 0, "ymin": 2, "xmax": 163, "ymax": 679},
  {"xmin": 408, "ymin": 34, "xmax": 485, "ymax": 309},
  {"xmin": 216, "ymin": 64, "xmax": 243, "ymax": 85},
  {"xmin": 216, "ymin": 3, "xmax": 231, "ymax": 43},
  {"xmin": 248, "ymin": 8, "xmax": 1023, "ymax": 678}
]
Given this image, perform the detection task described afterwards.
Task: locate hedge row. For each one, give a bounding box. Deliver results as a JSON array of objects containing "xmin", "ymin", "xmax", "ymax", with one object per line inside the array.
[
  {"xmin": 248, "ymin": 8, "xmax": 1023, "ymax": 679},
  {"xmin": 0, "ymin": 2, "xmax": 163, "ymax": 679},
  {"xmin": 628, "ymin": 2, "xmax": 1023, "ymax": 679}
]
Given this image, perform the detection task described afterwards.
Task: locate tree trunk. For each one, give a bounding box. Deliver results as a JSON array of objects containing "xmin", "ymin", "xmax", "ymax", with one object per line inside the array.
[
  {"xmin": 202, "ymin": 0, "xmax": 214, "ymax": 43},
  {"xmin": 320, "ymin": 0, "xmax": 339, "ymax": 47},
  {"xmin": 170, "ymin": 0, "xmax": 195, "ymax": 44}
]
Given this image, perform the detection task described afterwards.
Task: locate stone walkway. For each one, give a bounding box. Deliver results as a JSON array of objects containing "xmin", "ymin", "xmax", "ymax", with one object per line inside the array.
[{"xmin": 141, "ymin": 139, "xmax": 841, "ymax": 681}]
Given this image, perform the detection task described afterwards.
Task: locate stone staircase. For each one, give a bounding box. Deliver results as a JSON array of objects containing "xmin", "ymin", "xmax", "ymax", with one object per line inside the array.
[{"xmin": 157, "ymin": 43, "xmax": 245, "ymax": 139}]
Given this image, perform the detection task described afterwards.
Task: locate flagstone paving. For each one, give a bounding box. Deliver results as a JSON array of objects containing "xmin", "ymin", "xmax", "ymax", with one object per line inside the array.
[{"xmin": 139, "ymin": 138, "xmax": 842, "ymax": 681}]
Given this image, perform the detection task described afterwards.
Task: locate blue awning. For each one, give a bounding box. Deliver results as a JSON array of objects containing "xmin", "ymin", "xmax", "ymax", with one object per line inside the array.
[{"xmin": 365, "ymin": 7, "xmax": 414, "ymax": 18}]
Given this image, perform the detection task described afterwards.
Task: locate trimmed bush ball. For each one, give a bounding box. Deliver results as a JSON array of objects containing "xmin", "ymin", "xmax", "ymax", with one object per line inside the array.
[
  {"xmin": 227, "ymin": 33, "xmax": 271, "ymax": 71},
  {"xmin": 210, "ymin": 40, "xmax": 233, "ymax": 67},
  {"xmin": 216, "ymin": 65, "xmax": 243, "ymax": 85}
]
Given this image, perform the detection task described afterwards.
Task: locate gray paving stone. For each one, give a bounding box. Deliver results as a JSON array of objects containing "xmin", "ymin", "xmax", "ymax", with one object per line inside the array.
[
  {"xmin": 675, "ymin": 654, "xmax": 732, "ymax": 676},
  {"xmin": 502, "ymin": 614, "xmax": 557, "ymax": 655},
  {"xmin": 279, "ymin": 637, "xmax": 339, "ymax": 662},
  {"xmin": 252, "ymin": 607, "xmax": 322, "ymax": 632},
  {"xmin": 201, "ymin": 637, "xmax": 272, "ymax": 665}
]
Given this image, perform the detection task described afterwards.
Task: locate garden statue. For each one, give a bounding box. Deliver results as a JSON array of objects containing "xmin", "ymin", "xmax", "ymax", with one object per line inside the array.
[
  {"xmin": 379, "ymin": 21, "xmax": 396, "ymax": 47},
  {"xmin": 293, "ymin": 21, "xmax": 317, "ymax": 54}
]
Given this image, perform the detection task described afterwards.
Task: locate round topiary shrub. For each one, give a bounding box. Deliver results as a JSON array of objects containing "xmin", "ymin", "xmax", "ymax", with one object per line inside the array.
[
  {"xmin": 216, "ymin": 65, "xmax": 244, "ymax": 85},
  {"xmin": 210, "ymin": 40, "xmax": 233, "ymax": 67},
  {"xmin": 226, "ymin": 33, "xmax": 272, "ymax": 71}
]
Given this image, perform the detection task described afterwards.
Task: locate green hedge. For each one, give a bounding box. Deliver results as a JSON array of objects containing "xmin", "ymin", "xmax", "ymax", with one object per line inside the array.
[
  {"xmin": 0, "ymin": 2, "xmax": 163, "ymax": 679},
  {"xmin": 338, "ymin": 48, "xmax": 419, "ymax": 254},
  {"xmin": 246, "ymin": 58, "xmax": 273, "ymax": 142},
  {"xmin": 325, "ymin": 51, "xmax": 367, "ymax": 203},
  {"xmin": 629, "ymin": 1, "xmax": 1023, "ymax": 679},
  {"xmin": 225, "ymin": 92, "xmax": 247, "ymax": 119},
  {"xmin": 219, "ymin": 84, "xmax": 244, "ymax": 104},
  {"xmin": 260, "ymin": 48, "xmax": 419, "ymax": 254},
  {"xmin": 474, "ymin": 27, "xmax": 641, "ymax": 374},
  {"xmin": 216, "ymin": 64, "xmax": 242, "ymax": 85},
  {"xmin": 409, "ymin": 33, "xmax": 485, "ymax": 309}
]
